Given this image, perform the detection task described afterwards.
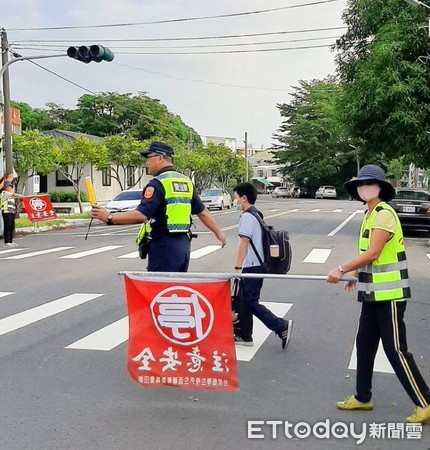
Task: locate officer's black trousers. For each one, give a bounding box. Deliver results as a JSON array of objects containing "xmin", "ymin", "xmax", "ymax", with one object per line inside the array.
[
  {"xmin": 147, "ymin": 234, "xmax": 190, "ymax": 272},
  {"xmin": 355, "ymin": 300, "xmax": 430, "ymax": 407}
]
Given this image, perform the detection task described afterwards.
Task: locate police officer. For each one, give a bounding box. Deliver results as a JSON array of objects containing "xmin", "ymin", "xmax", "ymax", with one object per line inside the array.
[{"xmin": 91, "ymin": 141, "xmax": 226, "ymax": 272}]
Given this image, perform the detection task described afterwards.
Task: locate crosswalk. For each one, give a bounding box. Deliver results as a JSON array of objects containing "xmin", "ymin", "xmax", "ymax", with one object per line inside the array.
[
  {"xmin": 0, "ymin": 288, "xmax": 397, "ymax": 371},
  {"xmin": 0, "ymin": 288, "xmax": 292, "ymax": 363}
]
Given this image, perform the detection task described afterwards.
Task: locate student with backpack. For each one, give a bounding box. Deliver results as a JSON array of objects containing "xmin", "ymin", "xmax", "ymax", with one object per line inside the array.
[{"xmin": 232, "ymin": 182, "xmax": 292, "ymax": 349}]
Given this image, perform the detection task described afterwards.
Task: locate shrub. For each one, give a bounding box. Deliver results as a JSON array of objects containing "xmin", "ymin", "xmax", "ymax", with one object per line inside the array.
[{"xmin": 49, "ymin": 191, "xmax": 88, "ymax": 202}]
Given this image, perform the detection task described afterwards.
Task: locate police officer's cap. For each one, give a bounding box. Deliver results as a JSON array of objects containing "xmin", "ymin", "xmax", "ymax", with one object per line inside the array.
[{"xmin": 140, "ymin": 141, "xmax": 174, "ymax": 158}]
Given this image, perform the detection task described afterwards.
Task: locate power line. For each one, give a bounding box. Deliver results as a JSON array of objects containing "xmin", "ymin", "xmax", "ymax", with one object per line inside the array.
[
  {"xmin": 11, "ymin": 26, "xmax": 347, "ymax": 43},
  {"xmin": 112, "ymin": 62, "xmax": 292, "ymax": 92},
  {"xmin": 97, "ymin": 43, "xmax": 333, "ymax": 55},
  {"xmin": 11, "ymin": 35, "xmax": 341, "ymax": 50},
  {"xmin": 13, "ymin": 43, "xmax": 333, "ymax": 55},
  {"xmin": 8, "ymin": 0, "xmax": 341, "ymax": 31}
]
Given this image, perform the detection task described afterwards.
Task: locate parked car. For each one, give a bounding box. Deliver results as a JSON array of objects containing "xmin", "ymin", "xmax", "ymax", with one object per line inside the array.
[
  {"xmin": 106, "ymin": 189, "xmax": 142, "ymax": 212},
  {"xmin": 299, "ymin": 187, "xmax": 311, "ymax": 198},
  {"xmin": 291, "ymin": 186, "xmax": 301, "ymax": 198},
  {"xmin": 200, "ymin": 188, "xmax": 232, "ymax": 210},
  {"xmin": 389, "ymin": 188, "xmax": 430, "ymax": 232},
  {"xmin": 315, "ymin": 185, "xmax": 337, "ymax": 199},
  {"xmin": 272, "ymin": 187, "xmax": 290, "ymax": 198}
]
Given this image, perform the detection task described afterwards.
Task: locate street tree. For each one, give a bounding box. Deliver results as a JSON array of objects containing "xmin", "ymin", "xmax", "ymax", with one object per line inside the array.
[
  {"xmin": 12, "ymin": 130, "xmax": 58, "ymax": 194},
  {"xmin": 100, "ymin": 135, "xmax": 147, "ymax": 190},
  {"xmin": 335, "ymin": 0, "xmax": 430, "ymax": 168},
  {"xmin": 54, "ymin": 136, "xmax": 106, "ymax": 212},
  {"xmin": 272, "ymin": 78, "xmax": 357, "ymax": 195}
]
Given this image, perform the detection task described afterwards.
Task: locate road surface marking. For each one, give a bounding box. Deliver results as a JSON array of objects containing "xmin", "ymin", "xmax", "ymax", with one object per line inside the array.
[
  {"xmin": 0, "ymin": 292, "xmax": 15, "ymax": 299},
  {"xmin": 4, "ymin": 247, "xmax": 74, "ymax": 259},
  {"xmin": 0, "ymin": 248, "xmax": 24, "ymax": 255},
  {"xmin": 190, "ymin": 245, "xmax": 222, "ymax": 259},
  {"xmin": 235, "ymin": 302, "xmax": 293, "ymax": 361},
  {"xmin": 427, "ymin": 254, "xmax": 430, "ymax": 261},
  {"xmin": 303, "ymin": 249, "xmax": 332, "ymax": 264},
  {"xmin": 311, "ymin": 209, "xmax": 322, "ymax": 212},
  {"xmin": 65, "ymin": 301, "xmax": 292, "ymax": 361},
  {"xmin": 117, "ymin": 251, "xmax": 139, "ymax": 259},
  {"xmin": 0, "ymin": 293, "xmax": 104, "ymax": 337},
  {"xmin": 349, "ymin": 340, "xmax": 393, "ymax": 374},
  {"xmin": 327, "ymin": 210, "xmax": 365, "ymax": 237},
  {"xmin": 333, "ymin": 209, "xmax": 343, "ymax": 212},
  {"xmin": 66, "ymin": 317, "xmax": 128, "ymax": 351},
  {"xmin": 60, "ymin": 245, "xmax": 123, "ymax": 259}
]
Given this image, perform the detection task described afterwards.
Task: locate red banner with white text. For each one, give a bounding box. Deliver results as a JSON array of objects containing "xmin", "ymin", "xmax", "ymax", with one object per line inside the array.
[
  {"xmin": 124, "ymin": 273, "xmax": 239, "ymax": 391},
  {"xmin": 21, "ymin": 195, "xmax": 57, "ymax": 222}
]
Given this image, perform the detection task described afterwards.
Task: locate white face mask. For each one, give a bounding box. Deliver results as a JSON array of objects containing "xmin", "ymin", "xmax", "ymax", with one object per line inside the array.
[{"xmin": 357, "ymin": 184, "xmax": 381, "ymax": 202}]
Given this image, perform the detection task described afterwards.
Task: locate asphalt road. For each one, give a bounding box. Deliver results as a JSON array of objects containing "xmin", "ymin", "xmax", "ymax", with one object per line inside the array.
[{"xmin": 1, "ymin": 197, "xmax": 429, "ymax": 450}]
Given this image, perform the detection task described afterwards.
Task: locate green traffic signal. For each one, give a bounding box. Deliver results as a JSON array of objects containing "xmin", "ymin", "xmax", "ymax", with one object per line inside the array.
[{"xmin": 67, "ymin": 45, "xmax": 114, "ymax": 63}]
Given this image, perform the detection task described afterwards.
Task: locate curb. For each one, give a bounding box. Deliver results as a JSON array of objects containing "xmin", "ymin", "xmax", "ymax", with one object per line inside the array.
[{"xmin": 16, "ymin": 219, "xmax": 91, "ymax": 235}]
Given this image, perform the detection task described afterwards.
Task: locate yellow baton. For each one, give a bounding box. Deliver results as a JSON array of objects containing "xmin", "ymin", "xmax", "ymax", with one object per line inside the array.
[{"xmin": 85, "ymin": 176, "xmax": 97, "ymax": 205}]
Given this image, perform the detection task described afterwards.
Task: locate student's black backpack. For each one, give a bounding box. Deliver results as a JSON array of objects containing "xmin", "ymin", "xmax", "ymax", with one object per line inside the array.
[{"xmin": 246, "ymin": 209, "xmax": 292, "ymax": 274}]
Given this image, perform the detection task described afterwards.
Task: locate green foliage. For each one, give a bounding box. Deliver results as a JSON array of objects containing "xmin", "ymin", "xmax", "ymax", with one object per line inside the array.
[
  {"xmin": 49, "ymin": 192, "xmax": 87, "ymax": 202},
  {"xmin": 335, "ymin": 0, "xmax": 430, "ymax": 168},
  {"xmin": 175, "ymin": 143, "xmax": 245, "ymax": 192},
  {"xmin": 272, "ymin": 78, "xmax": 357, "ymax": 195}
]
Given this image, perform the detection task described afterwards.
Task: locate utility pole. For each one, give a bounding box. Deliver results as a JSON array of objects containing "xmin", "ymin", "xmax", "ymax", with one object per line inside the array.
[
  {"xmin": 1, "ymin": 28, "xmax": 13, "ymax": 175},
  {"xmin": 244, "ymin": 131, "xmax": 248, "ymax": 182}
]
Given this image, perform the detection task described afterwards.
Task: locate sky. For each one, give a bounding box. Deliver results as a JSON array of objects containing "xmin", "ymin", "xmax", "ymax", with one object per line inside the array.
[{"xmin": 2, "ymin": 0, "xmax": 347, "ymax": 150}]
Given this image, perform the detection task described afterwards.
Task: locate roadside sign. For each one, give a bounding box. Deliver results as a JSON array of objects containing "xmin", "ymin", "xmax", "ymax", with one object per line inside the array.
[
  {"xmin": 21, "ymin": 195, "xmax": 57, "ymax": 222},
  {"xmin": 33, "ymin": 175, "xmax": 40, "ymax": 194}
]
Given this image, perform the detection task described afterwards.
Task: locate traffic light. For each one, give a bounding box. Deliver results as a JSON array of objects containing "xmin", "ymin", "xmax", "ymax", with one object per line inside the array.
[{"xmin": 67, "ymin": 45, "xmax": 114, "ymax": 63}]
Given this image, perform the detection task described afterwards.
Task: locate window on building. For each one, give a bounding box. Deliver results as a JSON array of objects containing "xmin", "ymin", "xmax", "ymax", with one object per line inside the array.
[
  {"xmin": 127, "ymin": 166, "xmax": 136, "ymax": 187},
  {"xmin": 258, "ymin": 170, "xmax": 264, "ymax": 177},
  {"xmin": 271, "ymin": 169, "xmax": 278, "ymax": 176},
  {"xmin": 55, "ymin": 166, "xmax": 75, "ymax": 187},
  {"xmin": 102, "ymin": 168, "xmax": 112, "ymax": 186}
]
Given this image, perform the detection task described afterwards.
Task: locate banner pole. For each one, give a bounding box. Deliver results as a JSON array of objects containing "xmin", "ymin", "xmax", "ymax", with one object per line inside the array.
[{"xmin": 119, "ymin": 271, "xmax": 357, "ymax": 283}]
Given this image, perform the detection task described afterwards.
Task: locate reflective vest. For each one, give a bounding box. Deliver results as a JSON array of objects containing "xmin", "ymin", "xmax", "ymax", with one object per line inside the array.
[
  {"xmin": 136, "ymin": 171, "xmax": 193, "ymax": 242},
  {"xmin": 1, "ymin": 191, "xmax": 15, "ymax": 213},
  {"xmin": 358, "ymin": 202, "xmax": 411, "ymax": 302}
]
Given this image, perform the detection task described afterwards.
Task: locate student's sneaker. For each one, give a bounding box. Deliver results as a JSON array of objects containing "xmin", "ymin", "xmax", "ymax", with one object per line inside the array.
[
  {"xmin": 4, "ymin": 243, "xmax": 13, "ymax": 247},
  {"xmin": 337, "ymin": 395, "xmax": 373, "ymax": 410},
  {"xmin": 406, "ymin": 405, "xmax": 430, "ymax": 424},
  {"xmin": 234, "ymin": 336, "xmax": 254, "ymax": 347},
  {"xmin": 277, "ymin": 320, "xmax": 293, "ymax": 350}
]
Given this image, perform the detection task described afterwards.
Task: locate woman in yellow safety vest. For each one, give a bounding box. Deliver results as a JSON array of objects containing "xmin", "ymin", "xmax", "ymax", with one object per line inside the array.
[{"xmin": 327, "ymin": 164, "xmax": 430, "ymax": 424}]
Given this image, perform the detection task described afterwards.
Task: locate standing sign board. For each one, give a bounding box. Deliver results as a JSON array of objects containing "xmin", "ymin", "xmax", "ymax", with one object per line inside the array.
[
  {"xmin": 33, "ymin": 175, "xmax": 40, "ymax": 194},
  {"xmin": 21, "ymin": 195, "xmax": 57, "ymax": 222},
  {"xmin": 124, "ymin": 273, "xmax": 239, "ymax": 391}
]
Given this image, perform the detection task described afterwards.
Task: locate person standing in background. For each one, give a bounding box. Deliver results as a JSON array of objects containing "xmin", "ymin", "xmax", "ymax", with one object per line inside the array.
[{"xmin": 1, "ymin": 174, "xmax": 23, "ymax": 247}]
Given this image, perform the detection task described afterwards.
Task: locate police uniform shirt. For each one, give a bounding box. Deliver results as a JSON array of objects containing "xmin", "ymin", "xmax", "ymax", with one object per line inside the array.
[
  {"xmin": 238, "ymin": 206, "xmax": 264, "ymax": 268},
  {"xmin": 136, "ymin": 166, "xmax": 205, "ymax": 238}
]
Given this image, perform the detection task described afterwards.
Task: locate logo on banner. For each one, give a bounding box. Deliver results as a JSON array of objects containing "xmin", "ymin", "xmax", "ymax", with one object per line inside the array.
[
  {"xmin": 150, "ymin": 286, "xmax": 214, "ymax": 346},
  {"xmin": 29, "ymin": 197, "xmax": 47, "ymax": 211}
]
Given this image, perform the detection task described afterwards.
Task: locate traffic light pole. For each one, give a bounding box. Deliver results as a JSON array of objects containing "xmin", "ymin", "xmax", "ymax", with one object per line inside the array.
[{"xmin": 0, "ymin": 50, "xmax": 66, "ymax": 175}]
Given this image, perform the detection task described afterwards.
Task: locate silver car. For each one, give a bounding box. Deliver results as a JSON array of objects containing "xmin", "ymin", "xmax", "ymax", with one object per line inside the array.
[{"xmin": 200, "ymin": 188, "xmax": 232, "ymax": 210}]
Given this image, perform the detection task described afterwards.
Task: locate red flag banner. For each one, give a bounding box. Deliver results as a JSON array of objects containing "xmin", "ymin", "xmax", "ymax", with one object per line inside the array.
[
  {"xmin": 21, "ymin": 195, "xmax": 57, "ymax": 222},
  {"xmin": 124, "ymin": 273, "xmax": 239, "ymax": 391}
]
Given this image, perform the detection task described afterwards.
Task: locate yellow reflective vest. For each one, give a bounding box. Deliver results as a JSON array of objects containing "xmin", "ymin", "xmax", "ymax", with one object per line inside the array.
[
  {"xmin": 358, "ymin": 202, "xmax": 411, "ymax": 302},
  {"xmin": 136, "ymin": 170, "xmax": 193, "ymax": 243}
]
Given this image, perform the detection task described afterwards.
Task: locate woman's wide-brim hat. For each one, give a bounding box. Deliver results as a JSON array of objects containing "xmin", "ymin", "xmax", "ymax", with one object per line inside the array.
[{"xmin": 344, "ymin": 164, "xmax": 395, "ymax": 202}]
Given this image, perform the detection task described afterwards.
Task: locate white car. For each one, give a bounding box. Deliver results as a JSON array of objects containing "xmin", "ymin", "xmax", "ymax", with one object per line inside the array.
[
  {"xmin": 200, "ymin": 188, "xmax": 232, "ymax": 210},
  {"xmin": 315, "ymin": 186, "xmax": 337, "ymax": 199},
  {"xmin": 272, "ymin": 187, "xmax": 290, "ymax": 198},
  {"xmin": 106, "ymin": 189, "xmax": 142, "ymax": 212}
]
